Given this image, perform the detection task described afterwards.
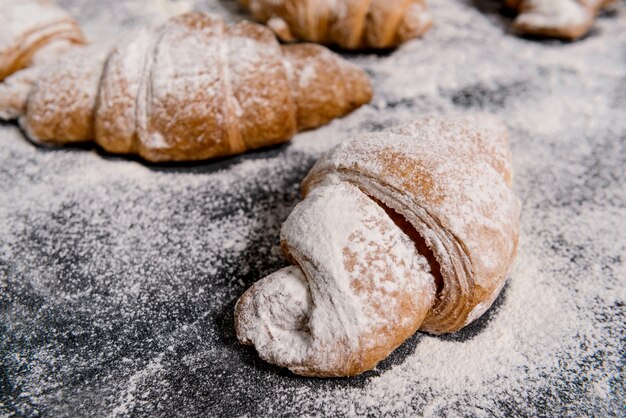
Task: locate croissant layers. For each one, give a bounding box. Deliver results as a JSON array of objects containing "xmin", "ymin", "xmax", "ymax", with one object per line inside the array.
[
  {"xmin": 241, "ymin": 0, "xmax": 432, "ymax": 49},
  {"xmin": 235, "ymin": 114, "xmax": 521, "ymax": 377},
  {"xmin": 0, "ymin": 12, "xmax": 372, "ymax": 162},
  {"xmin": 0, "ymin": 0, "xmax": 86, "ymax": 81}
]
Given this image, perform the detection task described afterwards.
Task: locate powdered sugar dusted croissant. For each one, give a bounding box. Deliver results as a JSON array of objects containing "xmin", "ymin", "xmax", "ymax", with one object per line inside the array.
[
  {"xmin": 0, "ymin": 13, "xmax": 372, "ymax": 162},
  {"xmin": 241, "ymin": 0, "xmax": 432, "ymax": 49},
  {"xmin": 0, "ymin": 0, "xmax": 85, "ymax": 81},
  {"xmin": 505, "ymin": 0, "xmax": 616, "ymax": 40},
  {"xmin": 235, "ymin": 114, "xmax": 521, "ymax": 377}
]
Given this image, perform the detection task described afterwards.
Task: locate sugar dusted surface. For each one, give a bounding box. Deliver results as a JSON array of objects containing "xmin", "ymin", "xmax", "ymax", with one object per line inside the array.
[
  {"xmin": 0, "ymin": 0, "xmax": 71, "ymax": 49},
  {"xmin": 517, "ymin": 0, "xmax": 590, "ymax": 28},
  {"xmin": 236, "ymin": 182, "xmax": 436, "ymax": 375},
  {"xmin": 1, "ymin": 0, "xmax": 625, "ymax": 416}
]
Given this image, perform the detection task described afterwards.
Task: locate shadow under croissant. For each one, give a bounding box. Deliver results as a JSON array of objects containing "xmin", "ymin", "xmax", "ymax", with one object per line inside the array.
[
  {"xmin": 15, "ymin": 120, "xmax": 316, "ymax": 175},
  {"xmin": 214, "ymin": 0, "xmax": 250, "ymax": 21},
  {"xmin": 472, "ymin": 0, "xmax": 516, "ymax": 22},
  {"xmin": 515, "ymin": 32, "xmax": 593, "ymax": 43}
]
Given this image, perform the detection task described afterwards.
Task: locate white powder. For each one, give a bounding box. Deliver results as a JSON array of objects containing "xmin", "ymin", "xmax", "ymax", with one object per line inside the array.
[
  {"xmin": 236, "ymin": 181, "xmax": 436, "ymax": 375},
  {"xmin": 516, "ymin": 0, "xmax": 590, "ymax": 28},
  {"xmin": 0, "ymin": 0, "xmax": 72, "ymax": 47},
  {"xmin": 298, "ymin": 64, "xmax": 316, "ymax": 88},
  {"xmin": 0, "ymin": 0, "xmax": 624, "ymax": 416}
]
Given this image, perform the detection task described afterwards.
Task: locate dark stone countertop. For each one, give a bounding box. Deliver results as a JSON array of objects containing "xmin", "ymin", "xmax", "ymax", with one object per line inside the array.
[{"xmin": 1, "ymin": 0, "xmax": 624, "ymax": 416}]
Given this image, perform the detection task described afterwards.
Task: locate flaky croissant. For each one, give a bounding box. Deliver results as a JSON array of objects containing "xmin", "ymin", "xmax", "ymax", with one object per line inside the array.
[
  {"xmin": 235, "ymin": 114, "xmax": 521, "ymax": 377},
  {"xmin": 0, "ymin": 13, "xmax": 372, "ymax": 162},
  {"xmin": 505, "ymin": 0, "xmax": 616, "ymax": 40},
  {"xmin": 240, "ymin": 0, "xmax": 432, "ymax": 49},
  {"xmin": 0, "ymin": 0, "xmax": 85, "ymax": 81}
]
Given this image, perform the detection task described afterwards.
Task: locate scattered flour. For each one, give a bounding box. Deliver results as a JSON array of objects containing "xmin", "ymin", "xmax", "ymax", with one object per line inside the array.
[{"xmin": 0, "ymin": 0, "xmax": 624, "ymax": 416}]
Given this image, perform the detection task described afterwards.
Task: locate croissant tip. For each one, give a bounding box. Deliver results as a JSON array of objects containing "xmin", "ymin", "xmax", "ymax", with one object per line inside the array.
[
  {"xmin": 394, "ymin": 3, "xmax": 433, "ymax": 45},
  {"xmin": 339, "ymin": 62, "xmax": 374, "ymax": 108}
]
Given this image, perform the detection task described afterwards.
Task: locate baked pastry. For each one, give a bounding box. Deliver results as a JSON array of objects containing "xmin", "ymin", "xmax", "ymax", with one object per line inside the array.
[
  {"xmin": 235, "ymin": 114, "xmax": 521, "ymax": 377},
  {"xmin": 0, "ymin": 12, "xmax": 372, "ymax": 162},
  {"xmin": 505, "ymin": 0, "xmax": 616, "ymax": 40},
  {"xmin": 240, "ymin": 0, "xmax": 432, "ymax": 49},
  {"xmin": 0, "ymin": 0, "xmax": 85, "ymax": 81}
]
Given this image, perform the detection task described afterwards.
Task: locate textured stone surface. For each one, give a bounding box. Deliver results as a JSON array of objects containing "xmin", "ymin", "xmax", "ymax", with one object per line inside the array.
[{"xmin": 1, "ymin": 0, "xmax": 624, "ymax": 416}]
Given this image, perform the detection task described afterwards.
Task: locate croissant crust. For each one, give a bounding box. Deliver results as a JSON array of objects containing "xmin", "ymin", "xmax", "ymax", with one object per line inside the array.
[
  {"xmin": 505, "ymin": 0, "xmax": 617, "ymax": 40},
  {"xmin": 235, "ymin": 114, "xmax": 521, "ymax": 377},
  {"xmin": 241, "ymin": 0, "xmax": 432, "ymax": 49},
  {"xmin": 0, "ymin": 12, "xmax": 372, "ymax": 162}
]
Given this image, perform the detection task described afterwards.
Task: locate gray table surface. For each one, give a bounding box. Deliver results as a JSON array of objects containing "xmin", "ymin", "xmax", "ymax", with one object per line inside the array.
[{"xmin": 1, "ymin": 0, "xmax": 625, "ymax": 416}]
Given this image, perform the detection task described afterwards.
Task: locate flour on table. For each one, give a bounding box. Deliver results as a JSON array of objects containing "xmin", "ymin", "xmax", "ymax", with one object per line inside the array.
[{"xmin": 0, "ymin": 0, "xmax": 624, "ymax": 416}]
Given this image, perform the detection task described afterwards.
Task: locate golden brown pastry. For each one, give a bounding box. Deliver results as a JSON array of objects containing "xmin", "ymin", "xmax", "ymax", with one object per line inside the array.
[
  {"xmin": 240, "ymin": 0, "xmax": 432, "ymax": 49},
  {"xmin": 0, "ymin": 12, "xmax": 372, "ymax": 162},
  {"xmin": 235, "ymin": 114, "xmax": 521, "ymax": 377},
  {"xmin": 505, "ymin": 0, "xmax": 616, "ymax": 40},
  {"xmin": 0, "ymin": 0, "xmax": 85, "ymax": 81}
]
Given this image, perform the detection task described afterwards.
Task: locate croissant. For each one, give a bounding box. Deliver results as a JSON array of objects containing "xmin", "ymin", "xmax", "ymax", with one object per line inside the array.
[
  {"xmin": 505, "ymin": 0, "xmax": 616, "ymax": 40},
  {"xmin": 235, "ymin": 114, "xmax": 521, "ymax": 377},
  {"xmin": 0, "ymin": 0, "xmax": 85, "ymax": 81},
  {"xmin": 240, "ymin": 0, "xmax": 432, "ymax": 49},
  {"xmin": 0, "ymin": 13, "xmax": 372, "ymax": 162}
]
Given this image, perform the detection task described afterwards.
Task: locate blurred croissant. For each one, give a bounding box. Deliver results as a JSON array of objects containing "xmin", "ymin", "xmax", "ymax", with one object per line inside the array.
[
  {"xmin": 0, "ymin": 0, "xmax": 85, "ymax": 81},
  {"xmin": 240, "ymin": 0, "xmax": 432, "ymax": 49},
  {"xmin": 235, "ymin": 114, "xmax": 521, "ymax": 377},
  {"xmin": 505, "ymin": 0, "xmax": 616, "ymax": 40},
  {"xmin": 0, "ymin": 12, "xmax": 372, "ymax": 162}
]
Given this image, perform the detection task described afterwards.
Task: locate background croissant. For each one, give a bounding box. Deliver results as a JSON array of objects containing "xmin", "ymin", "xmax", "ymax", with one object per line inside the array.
[
  {"xmin": 505, "ymin": 0, "xmax": 616, "ymax": 40},
  {"xmin": 240, "ymin": 0, "xmax": 432, "ymax": 49},
  {"xmin": 235, "ymin": 114, "xmax": 521, "ymax": 377},
  {"xmin": 0, "ymin": 0, "xmax": 86, "ymax": 81},
  {"xmin": 0, "ymin": 12, "xmax": 372, "ymax": 162}
]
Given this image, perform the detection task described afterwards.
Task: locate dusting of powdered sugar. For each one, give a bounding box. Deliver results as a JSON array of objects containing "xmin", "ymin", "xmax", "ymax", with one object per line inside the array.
[
  {"xmin": 0, "ymin": 0, "xmax": 71, "ymax": 47},
  {"xmin": 236, "ymin": 181, "xmax": 436, "ymax": 375},
  {"xmin": 0, "ymin": 0, "xmax": 624, "ymax": 416},
  {"xmin": 515, "ymin": 0, "xmax": 590, "ymax": 28}
]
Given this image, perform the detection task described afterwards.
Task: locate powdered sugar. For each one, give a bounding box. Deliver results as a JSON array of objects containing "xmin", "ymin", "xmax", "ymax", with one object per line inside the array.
[
  {"xmin": 0, "ymin": 0, "xmax": 85, "ymax": 81},
  {"xmin": 1, "ymin": 0, "xmax": 624, "ymax": 415},
  {"xmin": 297, "ymin": 64, "xmax": 316, "ymax": 88},
  {"xmin": 0, "ymin": 0, "xmax": 71, "ymax": 47},
  {"xmin": 237, "ymin": 181, "xmax": 436, "ymax": 375},
  {"xmin": 517, "ymin": 0, "xmax": 590, "ymax": 28}
]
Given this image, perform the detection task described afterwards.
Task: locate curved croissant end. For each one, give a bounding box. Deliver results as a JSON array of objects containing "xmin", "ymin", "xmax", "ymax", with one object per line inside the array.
[
  {"xmin": 236, "ymin": 182, "xmax": 435, "ymax": 377},
  {"xmin": 241, "ymin": 0, "xmax": 432, "ymax": 49},
  {"xmin": 0, "ymin": 0, "xmax": 85, "ymax": 81},
  {"xmin": 19, "ymin": 45, "xmax": 107, "ymax": 144},
  {"xmin": 235, "ymin": 114, "xmax": 521, "ymax": 376},
  {"xmin": 280, "ymin": 43, "xmax": 374, "ymax": 131},
  {"xmin": 506, "ymin": 0, "xmax": 616, "ymax": 40},
  {"xmin": 3, "ymin": 12, "xmax": 372, "ymax": 162}
]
